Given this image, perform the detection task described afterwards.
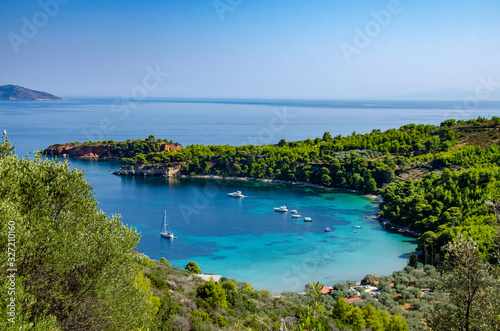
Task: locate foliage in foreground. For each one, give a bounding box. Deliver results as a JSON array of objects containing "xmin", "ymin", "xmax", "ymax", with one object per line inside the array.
[
  {"xmin": 426, "ymin": 234, "xmax": 500, "ymax": 331},
  {"xmin": 0, "ymin": 138, "xmax": 158, "ymax": 330}
]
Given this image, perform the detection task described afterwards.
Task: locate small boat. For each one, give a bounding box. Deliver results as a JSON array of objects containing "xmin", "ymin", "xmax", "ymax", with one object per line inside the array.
[
  {"xmin": 324, "ymin": 227, "xmax": 331, "ymax": 232},
  {"xmin": 227, "ymin": 191, "xmax": 244, "ymax": 198},
  {"xmin": 274, "ymin": 206, "xmax": 288, "ymax": 212},
  {"xmin": 304, "ymin": 217, "xmax": 312, "ymax": 222},
  {"xmin": 290, "ymin": 210, "xmax": 298, "ymax": 214},
  {"xmin": 354, "ymin": 225, "xmax": 362, "ymax": 229},
  {"xmin": 160, "ymin": 210, "xmax": 174, "ymax": 239},
  {"xmin": 292, "ymin": 214, "xmax": 302, "ymax": 218}
]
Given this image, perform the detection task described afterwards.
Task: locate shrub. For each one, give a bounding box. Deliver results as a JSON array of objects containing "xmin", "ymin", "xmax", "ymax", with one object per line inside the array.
[
  {"xmin": 185, "ymin": 261, "xmax": 202, "ymax": 274},
  {"xmin": 197, "ymin": 279, "xmax": 228, "ymax": 309}
]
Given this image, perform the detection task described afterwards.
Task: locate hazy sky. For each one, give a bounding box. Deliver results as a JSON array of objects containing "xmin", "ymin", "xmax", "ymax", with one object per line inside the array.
[{"xmin": 1, "ymin": 0, "xmax": 499, "ymax": 99}]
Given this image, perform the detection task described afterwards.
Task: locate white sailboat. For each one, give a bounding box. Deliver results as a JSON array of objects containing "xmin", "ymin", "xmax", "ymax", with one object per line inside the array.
[{"xmin": 160, "ymin": 210, "xmax": 174, "ymax": 239}]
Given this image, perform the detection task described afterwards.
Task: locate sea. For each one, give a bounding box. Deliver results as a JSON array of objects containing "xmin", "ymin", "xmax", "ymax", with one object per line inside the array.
[{"xmin": 2, "ymin": 98, "xmax": 499, "ymax": 294}]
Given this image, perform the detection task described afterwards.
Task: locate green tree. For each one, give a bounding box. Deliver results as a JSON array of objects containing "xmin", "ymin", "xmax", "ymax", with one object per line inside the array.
[
  {"xmin": 196, "ymin": 279, "xmax": 228, "ymax": 309},
  {"xmin": 185, "ymin": 261, "xmax": 202, "ymax": 274},
  {"xmin": 309, "ymin": 282, "xmax": 324, "ymax": 317},
  {"xmin": 364, "ymin": 177, "xmax": 377, "ymax": 193},
  {"xmin": 427, "ymin": 233, "xmax": 500, "ymax": 331},
  {"xmin": 348, "ymin": 306, "xmax": 366, "ymax": 331},
  {"xmin": 330, "ymin": 297, "xmax": 353, "ymax": 327},
  {"xmin": 363, "ymin": 303, "xmax": 384, "ymax": 331},
  {"xmin": 0, "ymin": 139, "xmax": 156, "ymax": 330},
  {"xmin": 388, "ymin": 313, "xmax": 409, "ymax": 331},
  {"xmin": 408, "ymin": 253, "xmax": 418, "ymax": 269}
]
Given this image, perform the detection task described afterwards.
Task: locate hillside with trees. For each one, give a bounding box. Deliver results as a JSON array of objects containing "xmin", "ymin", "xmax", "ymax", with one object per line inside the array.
[
  {"xmin": 3, "ymin": 126, "xmax": 500, "ymax": 329},
  {"xmin": 77, "ymin": 116, "xmax": 500, "ymax": 266}
]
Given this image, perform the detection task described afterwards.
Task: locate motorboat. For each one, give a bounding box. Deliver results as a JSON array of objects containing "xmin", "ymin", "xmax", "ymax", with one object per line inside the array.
[
  {"xmin": 324, "ymin": 227, "xmax": 332, "ymax": 232},
  {"xmin": 292, "ymin": 214, "xmax": 302, "ymax": 218},
  {"xmin": 274, "ymin": 206, "xmax": 288, "ymax": 212},
  {"xmin": 304, "ymin": 217, "xmax": 312, "ymax": 222},
  {"xmin": 290, "ymin": 210, "xmax": 298, "ymax": 214},
  {"xmin": 227, "ymin": 191, "xmax": 244, "ymax": 198},
  {"xmin": 354, "ymin": 225, "xmax": 362, "ymax": 229}
]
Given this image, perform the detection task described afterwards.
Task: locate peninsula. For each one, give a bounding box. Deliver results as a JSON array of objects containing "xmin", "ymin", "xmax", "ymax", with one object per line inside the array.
[{"xmin": 0, "ymin": 84, "xmax": 63, "ymax": 100}]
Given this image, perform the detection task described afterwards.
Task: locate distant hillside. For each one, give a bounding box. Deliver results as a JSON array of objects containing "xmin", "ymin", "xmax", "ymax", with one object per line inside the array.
[{"xmin": 0, "ymin": 84, "xmax": 63, "ymax": 100}]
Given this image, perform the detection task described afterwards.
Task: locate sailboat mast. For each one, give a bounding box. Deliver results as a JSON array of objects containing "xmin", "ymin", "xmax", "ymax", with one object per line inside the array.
[{"xmin": 163, "ymin": 210, "xmax": 167, "ymax": 232}]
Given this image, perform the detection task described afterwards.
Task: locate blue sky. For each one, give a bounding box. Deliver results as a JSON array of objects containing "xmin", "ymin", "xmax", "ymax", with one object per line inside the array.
[{"xmin": 1, "ymin": 0, "xmax": 499, "ymax": 98}]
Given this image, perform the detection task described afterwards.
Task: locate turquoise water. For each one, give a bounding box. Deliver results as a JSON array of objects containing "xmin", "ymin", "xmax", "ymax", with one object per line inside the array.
[
  {"xmin": 3, "ymin": 98, "xmax": 497, "ymax": 293},
  {"xmin": 61, "ymin": 162, "xmax": 415, "ymax": 293}
]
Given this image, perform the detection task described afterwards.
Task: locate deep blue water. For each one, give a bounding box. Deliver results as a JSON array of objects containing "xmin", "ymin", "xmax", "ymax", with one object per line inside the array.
[{"xmin": 2, "ymin": 98, "xmax": 498, "ymax": 293}]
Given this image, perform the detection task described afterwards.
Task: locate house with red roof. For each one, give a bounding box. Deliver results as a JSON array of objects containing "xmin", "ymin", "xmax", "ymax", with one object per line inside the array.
[
  {"xmin": 345, "ymin": 297, "xmax": 363, "ymax": 304},
  {"xmin": 320, "ymin": 286, "xmax": 334, "ymax": 295}
]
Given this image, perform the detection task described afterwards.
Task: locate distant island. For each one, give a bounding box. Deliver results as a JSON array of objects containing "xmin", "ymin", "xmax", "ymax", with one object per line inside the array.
[{"xmin": 0, "ymin": 84, "xmax": 63, "ymax": 100}]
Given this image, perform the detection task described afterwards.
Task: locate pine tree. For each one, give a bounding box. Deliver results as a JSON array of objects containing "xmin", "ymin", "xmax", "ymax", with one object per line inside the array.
[
  {"xmin": 363, "ymin": 303, "xmax": 384, "ymax": 331},
  {"xmin": 388, "ymin": 313, "xmax": 409, "ymax": 331}
]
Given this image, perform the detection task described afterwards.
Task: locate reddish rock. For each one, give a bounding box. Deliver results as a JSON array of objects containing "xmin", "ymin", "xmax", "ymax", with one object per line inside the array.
[{"xmin": 43, "ymin": 141, "xmax": 182, "ymax": 159}]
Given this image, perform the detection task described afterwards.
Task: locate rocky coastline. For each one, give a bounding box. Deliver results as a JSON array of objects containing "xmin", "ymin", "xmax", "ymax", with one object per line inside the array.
[
  {"xmin": 378, "ymin": 219, "xmax": 421, "ymax": 238},
  {"xmin": 113, "ymin": 163, "xmax": 184, "ymax": 177},
  {"xmin": 44, "ymin": 144, "xmax": 108, "ymax": 159},
  {"xmin": 43, "ymin": 141, "xmax": 182, "ymax": 159}
]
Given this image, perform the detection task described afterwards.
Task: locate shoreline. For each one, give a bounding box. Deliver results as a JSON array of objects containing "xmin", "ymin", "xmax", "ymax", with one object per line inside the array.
[
  {"xmin": 178, "ymin": 173, "xmax": 384, "ymax": 201},
  {"xmin": 114, "ymin": 164, "xmax": 420, "ymax": 238},
  {"xmin": 180, "ymin": 174, "xmax": 421, "ymax": 237}
]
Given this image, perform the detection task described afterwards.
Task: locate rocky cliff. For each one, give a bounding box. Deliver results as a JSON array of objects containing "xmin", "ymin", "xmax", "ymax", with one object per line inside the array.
[
  {"xmin": 43, "ymin": 141, "xmax": 182, "ymax": 159},
  {"xmin": 44, "ymin": 144, "xmax": 106, "ymax": 159},
  {"xmin": 113, "ymin": 164, "xmax": 184, "ymax": 177}
]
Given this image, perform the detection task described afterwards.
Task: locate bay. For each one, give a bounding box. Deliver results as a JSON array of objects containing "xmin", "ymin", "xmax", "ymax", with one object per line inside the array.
[{"xmin": 2, "ymin": 98, "xmax": 497, "ymax": 293}]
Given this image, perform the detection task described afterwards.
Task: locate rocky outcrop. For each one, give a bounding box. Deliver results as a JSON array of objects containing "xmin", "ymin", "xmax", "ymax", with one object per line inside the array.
[
  {"xmin": 44, "ymin": 144, "xmax": 106, "ymax": 159},
  {"xmin": 378, "ymin": 219, "xmax": 421, "ymax": 237},
  {"xmin": 155, "ymin": 143, "xmax": 183, "ymax": 153},
  {"xmin": 113, "ymin": 164, "xmax": 184, "ymax": 177},
  {"xmin": 43, "ymin": 142, "xmax": 183, "ymax": 159}
]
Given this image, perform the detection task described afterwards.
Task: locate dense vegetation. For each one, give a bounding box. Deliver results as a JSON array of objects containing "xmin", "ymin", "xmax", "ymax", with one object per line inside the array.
[
  {"xmin": 46, "ymin": 135, "xmax": 181, "ymax": 160},
  {"xmin": 3, "ymin": 128, "xmax": 500, "ymax": 329},
  {"xmin": 1, "ymin": 136, "xmax": 411, "ymax": 330},
  {"xmin": 0, "ymin": 138, "xmax": 159, "ymax": 330},
  {"xmin": 114, "ymin": 234, "xmax": 500, "ymax": 330},
  {"xmin": 116, "ymin": 117, "xmax": 500, "ymax": 265}
]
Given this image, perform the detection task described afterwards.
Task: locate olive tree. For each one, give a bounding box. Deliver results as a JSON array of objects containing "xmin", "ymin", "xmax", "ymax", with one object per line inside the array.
[{"xmin": 0, "ymin": 138, "xmax": 158, "ymax": 330}]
